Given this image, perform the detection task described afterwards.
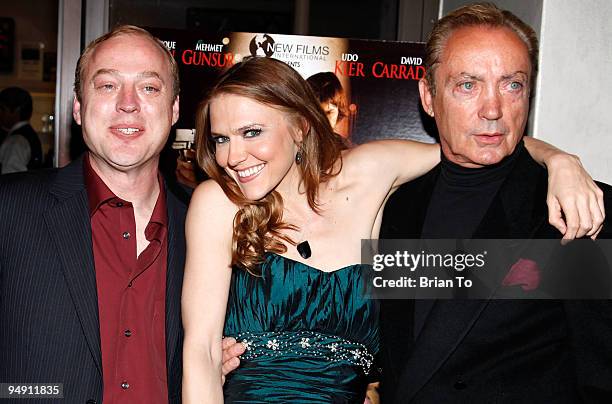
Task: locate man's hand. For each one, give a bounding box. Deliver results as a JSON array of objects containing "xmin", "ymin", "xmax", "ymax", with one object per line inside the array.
[
  {"xmin": 221, "ymin": 337, "xmax": 246, "ymax": 384},
  {"xmin": 546, "ymin": 153, "xmax": 605, "ymax": 242}
]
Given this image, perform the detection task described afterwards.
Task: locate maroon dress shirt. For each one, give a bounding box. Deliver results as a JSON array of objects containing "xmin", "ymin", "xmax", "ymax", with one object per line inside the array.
[{"xmin": 85, "ymin": 156, "xmax": 169, "ymax": 403}]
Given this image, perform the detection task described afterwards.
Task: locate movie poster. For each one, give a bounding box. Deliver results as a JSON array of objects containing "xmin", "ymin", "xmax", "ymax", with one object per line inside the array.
[{"xmin": 149, "ymin": 28, "xmax": 435, "ymax": 148}]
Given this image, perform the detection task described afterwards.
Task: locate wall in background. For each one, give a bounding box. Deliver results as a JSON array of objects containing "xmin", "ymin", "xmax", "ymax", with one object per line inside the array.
[
  {"xmin": 441, "ymin": 0, "xmax": 542, "ymax": 35},
  {"xmin": 533, "ymin": 0, "xmax": 611, "ymax": 184},
  {"xmin": 0, "ymin": 0, "xmax": 58, "ymax": 94}
]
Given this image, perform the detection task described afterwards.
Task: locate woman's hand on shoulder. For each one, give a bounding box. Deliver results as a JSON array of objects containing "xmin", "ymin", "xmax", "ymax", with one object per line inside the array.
[
  {"xmin": 546, "ymin": 153, "xmax": 605, "ymax": 241},
  {"xmin": 523, "ymin": 136, "xmax": 605, "ymax": 240}
]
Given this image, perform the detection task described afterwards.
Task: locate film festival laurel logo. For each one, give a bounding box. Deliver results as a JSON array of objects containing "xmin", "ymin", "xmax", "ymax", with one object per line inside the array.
[{"xmin": 249, "ymin": 34, "xmax": 275, "ymax": 57}]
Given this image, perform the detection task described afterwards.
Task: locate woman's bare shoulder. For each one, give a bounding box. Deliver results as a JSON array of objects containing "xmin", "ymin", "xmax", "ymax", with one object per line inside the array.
[
  {"xmin": 338, "ymin": 141, "xmax": 398, "ymax": 183},
  {"xmin": 188, "ymin": 179, "xmax": 239, "ymax": 222}
]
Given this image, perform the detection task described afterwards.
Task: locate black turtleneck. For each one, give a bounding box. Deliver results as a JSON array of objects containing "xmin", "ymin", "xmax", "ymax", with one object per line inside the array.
[{"xmin": 422, "ymin": 140, "xmax": 525, "ymax": 238}]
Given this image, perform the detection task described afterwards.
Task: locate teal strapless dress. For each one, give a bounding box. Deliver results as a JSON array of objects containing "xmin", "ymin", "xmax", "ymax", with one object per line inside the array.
[{"xmin": 223, "ymin": 253, "xmax": 379, "ymax": 403}]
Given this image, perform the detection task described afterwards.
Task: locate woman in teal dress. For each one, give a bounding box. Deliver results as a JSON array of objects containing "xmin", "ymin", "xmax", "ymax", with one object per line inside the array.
[{"xmin": 181, "ymin": 57, "xmax": 603, "ymax": 403}]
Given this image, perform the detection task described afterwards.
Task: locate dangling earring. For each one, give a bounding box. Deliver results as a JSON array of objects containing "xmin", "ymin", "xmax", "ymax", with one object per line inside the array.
[{"xmin": 295, "ymin": 150, "xmax": 303, "ymax": 165}]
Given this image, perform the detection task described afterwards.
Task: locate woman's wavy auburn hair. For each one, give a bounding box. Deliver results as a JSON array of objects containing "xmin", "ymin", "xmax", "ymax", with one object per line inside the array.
[{"xmin": 195, "ymin": 57, "xmax": 345, "ymax": 275}]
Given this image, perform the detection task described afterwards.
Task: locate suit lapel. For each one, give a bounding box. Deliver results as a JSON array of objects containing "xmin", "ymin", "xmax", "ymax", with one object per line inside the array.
[
  {"xmin": 394, "ymin": 299, "xmax": 490, "ymax": 401},
  {"xmin": 395, "ymin": 146, "xmax": 548, "ymax": 401},
  {"xmin": 408, "ymin": 167, "xmax": 439, "ymax": 338},
  {"xmin": 474, "ymin": 147, "xmax": 548, "ymax": 239},
  {"xmin": 402, "ymin": 165, "xmax": 439, "ymax": 238},
  {"xmin": 40, "ymin": 159, "xmax": 191, "ymax": 382},
  {"xmin": 380, "ymin": 165, "xmax": 439, "ymax": 241},
  {"xmin": 43, "ymin": 157, "xmax": 102, "ymax": 375},
  {"xmin": 380, "ymin": 167, "xmax": 440, "ymax": 341},
  {"xmin": 390, "ymin": 166, "xmax": 490, "ymax": 401},
  {"xmin": 164, "ymin": 186, "xmax": 187, "ymax": 372}
]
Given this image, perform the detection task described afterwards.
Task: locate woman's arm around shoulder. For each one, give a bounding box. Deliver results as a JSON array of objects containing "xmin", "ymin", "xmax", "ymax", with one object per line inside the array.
[
  {"xmin": 344, "ymin": 139, "xmax": 440, "ymax": 191},
  {"xmin": 182, "ymin": 179, "xmax": 237, "ymax": 403},
  {"xmin": 523, "ymin": 137, "xmax": 605, "ymax": 240}
]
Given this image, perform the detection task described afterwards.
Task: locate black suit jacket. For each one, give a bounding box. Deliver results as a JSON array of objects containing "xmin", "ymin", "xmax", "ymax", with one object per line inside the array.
[
  {"xmin": 379, "ymin": 147, "xmax": 612, "ymax": 403},
  {"xmin": 0, "ymin": 157, "xmax": 188, "ymax": 403}
]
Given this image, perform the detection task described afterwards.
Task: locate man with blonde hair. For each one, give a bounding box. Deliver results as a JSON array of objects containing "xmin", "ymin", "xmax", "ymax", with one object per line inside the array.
[{"xmin": 0, "ymin": 26, "xmax": 185, "ymax": 403}]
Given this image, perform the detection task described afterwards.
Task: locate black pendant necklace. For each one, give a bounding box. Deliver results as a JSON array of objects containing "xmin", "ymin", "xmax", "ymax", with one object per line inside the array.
[{"xmin": 297, "ymin": 240, "xmax": 311, "ymax": 259}]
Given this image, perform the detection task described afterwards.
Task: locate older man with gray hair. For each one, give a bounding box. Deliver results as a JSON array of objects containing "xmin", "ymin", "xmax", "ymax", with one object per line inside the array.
[{"xmin": 379, "ymin": 3, "xmax": 612, "ymax": 403}]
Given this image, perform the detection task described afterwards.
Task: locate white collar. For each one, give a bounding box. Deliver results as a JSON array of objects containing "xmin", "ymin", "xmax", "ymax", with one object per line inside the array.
[{"xmin": 7, "ymin": 121, "xmax": 29, "ymax": 135}]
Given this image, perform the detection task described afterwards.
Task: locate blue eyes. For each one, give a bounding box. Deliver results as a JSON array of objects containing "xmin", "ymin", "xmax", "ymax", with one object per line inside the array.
[
  {"xmin": 212, "ymin": 136, "xmax": 229, "ymax": 144},
  {"xmin": 244, "ymin": 129, "xmax": 262, "ymax": 138},
  {"xmin": 456, "ymin": 81, "xmax": 524, "ymax": 93},
  {"xmin": 212, "ymin": 128, "xmax": 262, "ymax": 145},
  {"xmin": 94, "ymin": 83, "xmax": 161, "ymax": 94},
  {"xmin": 96, "ymin": 84, "xmax": 115, "ymax": 92},
  {"xmin": 143, "ymin": 85, "xmax": 160, "ymax": 94}
]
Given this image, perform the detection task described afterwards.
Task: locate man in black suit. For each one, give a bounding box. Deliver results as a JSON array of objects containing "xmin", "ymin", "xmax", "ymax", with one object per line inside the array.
[
  {"xmin": 379, "ymin": 3, "xmax": 612, "ymax": 403},
  {"xmin": 0, "ymin": 26, "xmax": 186, "ymax": 403},
  {"xmin": 0, "ymin": 87, "xmax": 43, "ymax": 173}
]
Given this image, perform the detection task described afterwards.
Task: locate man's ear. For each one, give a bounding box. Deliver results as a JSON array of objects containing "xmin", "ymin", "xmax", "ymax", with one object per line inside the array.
[
  {"xmin": 172, "ymin": 95, "xmax": 180, "ymax": 125},
  {"xmin": 419, "ymin": 79, "xmax": 435, "ymax": 117},
  {"xmin": 72, "ymin": 92, "xmax": 82, "ymax": 125}
]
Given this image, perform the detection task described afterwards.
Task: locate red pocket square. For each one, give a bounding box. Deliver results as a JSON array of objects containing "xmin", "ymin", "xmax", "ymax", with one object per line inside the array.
[{"xmin": 502, "ymin": 258, "xmax": 541, "ymax": 291}]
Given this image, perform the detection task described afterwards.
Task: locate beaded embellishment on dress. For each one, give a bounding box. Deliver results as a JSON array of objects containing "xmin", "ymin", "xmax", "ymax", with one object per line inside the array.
[{"xmin": 234, "ymin": 330, "xmax": 375, "ymax": 375}]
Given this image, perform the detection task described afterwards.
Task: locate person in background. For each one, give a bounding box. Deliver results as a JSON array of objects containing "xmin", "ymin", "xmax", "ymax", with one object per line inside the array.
[
  {"xmin": 306, "ymin": 71, "xmax": 349, "ymax": 137},
  {"xmin": 0, "ymin": 86, "xmax": 43, "ymax": 174},
  {"xmin": 0, "ymin": 124, "xmax": 7, "ymax": 146}
]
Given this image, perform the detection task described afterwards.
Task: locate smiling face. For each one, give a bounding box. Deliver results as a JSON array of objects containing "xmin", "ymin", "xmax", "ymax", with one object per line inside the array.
[
  {"xmin": 209, "ymin": 93, "xmax": 303, "ymax": 201},
  {"xmin": 420, "ymin": 25, "xmax": 532, "ymax": 168},
  {"xmin": 73, "ymin": 33, "xmax": 179, "ymax": 176}
]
